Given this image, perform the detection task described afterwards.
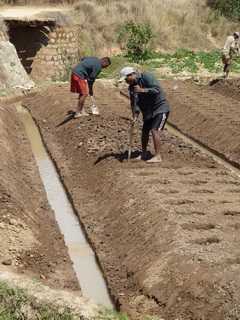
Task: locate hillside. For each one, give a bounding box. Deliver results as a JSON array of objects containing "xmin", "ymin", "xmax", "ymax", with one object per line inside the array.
[{"xmin": 0, "ymin": 0, "xmax": 239, "ymax": 54}]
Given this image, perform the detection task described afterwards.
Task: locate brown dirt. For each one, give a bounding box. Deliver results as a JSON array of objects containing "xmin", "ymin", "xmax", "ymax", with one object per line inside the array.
[
  {"xmin": 209, "ymin": 78, "xmax": 240, "ymax": 101},
  {"xmin": 162, "ymin": 79, "xmax": 240, "ymax": 167},
  {"xmin": 24, "ymin": 82, "xmax": 240, "ymax": 319},
  {"xmin": 0, "ymin": 102, "xmax": 78, "ymax": 291}
]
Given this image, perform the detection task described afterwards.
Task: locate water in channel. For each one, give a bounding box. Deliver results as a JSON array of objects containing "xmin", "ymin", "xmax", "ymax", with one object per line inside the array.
[{"xmin": 17, "ymin": 104, "xmax": 113, "ymax": 308}]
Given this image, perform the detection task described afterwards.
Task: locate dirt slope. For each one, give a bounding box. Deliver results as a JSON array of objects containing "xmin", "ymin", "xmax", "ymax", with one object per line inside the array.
[
  {"xmin": 0, "ymin": 101, "xmax": 78, "ymax": 290},
  {"xmin": 163, "ymin": 79, "xmax": 240, "ymax": 167},
  {"xmin": 24, "ymin": 83, "xmax": 240, "ymax": 319}
]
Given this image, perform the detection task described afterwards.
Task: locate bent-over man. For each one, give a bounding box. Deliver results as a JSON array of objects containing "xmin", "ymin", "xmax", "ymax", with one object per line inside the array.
[
  {"xmin": 119, "ymin": 67, "xmax": 170, "ymax": 163},
  {"xmin": 71, "ymin": 56, "xmax": 111, "ymax": 117}
]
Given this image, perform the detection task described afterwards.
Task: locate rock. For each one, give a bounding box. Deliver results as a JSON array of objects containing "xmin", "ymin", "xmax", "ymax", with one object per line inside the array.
[
  {"xmin": 2, "ymin": 259, "xmax": 12, "ymax": 266},
  {"xmin": 9, "ymin": 218, "xmax": 18, "ymax": 226},
  {"xmin": 0, "ymin": 222, "xmax": 5, "ymax": 229},
  {"xmin": 0, "ymin": 41, "xmax": 35, "ymax": 90}
]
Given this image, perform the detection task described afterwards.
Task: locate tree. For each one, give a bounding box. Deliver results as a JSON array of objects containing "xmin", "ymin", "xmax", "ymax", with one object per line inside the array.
[{"xmin": 117, "ymin": 22, "xmax": 154, "ymax": 63}]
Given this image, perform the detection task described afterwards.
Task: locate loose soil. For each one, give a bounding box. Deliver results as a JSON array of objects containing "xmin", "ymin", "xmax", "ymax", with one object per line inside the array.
[
  {"xmin": 24, "ymin": 82, "xmax": 240, "ymax": 319},
  {"xmin": 162, "ymin": 78, "xmax": 240, "ymax": 167},
  {"xmin": 0, "ymin": 101, "xmax": 78, "ymax": 291}
]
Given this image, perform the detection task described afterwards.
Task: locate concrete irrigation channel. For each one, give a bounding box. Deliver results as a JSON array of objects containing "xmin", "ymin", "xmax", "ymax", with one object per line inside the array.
[{"xmin": 1, "ymin": 79, "xmax": 240, "ymax": 319}]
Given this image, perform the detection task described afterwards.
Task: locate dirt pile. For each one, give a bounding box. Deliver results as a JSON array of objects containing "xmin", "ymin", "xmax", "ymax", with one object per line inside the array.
[
  {"xmin": 163, "ymin": 79, "xmax": 240, "ymax": 167},
  {"xmin": 0, "ymin": 101, "xmax": 78, "ymax": 290},
  {"xmin": 24, "ymin": 83, "xmax": 240, "ymax": 319},
  {"xmin": 210, "ymin": 78, "xmax": 240, "ymax": 100}
]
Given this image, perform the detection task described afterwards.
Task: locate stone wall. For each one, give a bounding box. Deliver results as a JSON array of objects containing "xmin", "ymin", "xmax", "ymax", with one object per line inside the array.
[{"xmin": 31, "ymin": 25, "xmax": 80, "ymax": 81}]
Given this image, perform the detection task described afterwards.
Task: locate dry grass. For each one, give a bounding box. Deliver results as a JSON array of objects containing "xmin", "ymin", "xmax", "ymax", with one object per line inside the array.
[
  {"xmin": 0, "ymin": 0, "xmax": 238, "ymax": 54},
  {"xmin": 72, "ymin": 0, "xmax": 238, "ymax": 55}
]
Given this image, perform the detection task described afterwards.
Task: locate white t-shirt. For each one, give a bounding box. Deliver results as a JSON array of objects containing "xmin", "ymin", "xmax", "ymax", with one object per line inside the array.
[{"xmin": 223, "ymin": 35, "xmax": 239, "ymax": 56}]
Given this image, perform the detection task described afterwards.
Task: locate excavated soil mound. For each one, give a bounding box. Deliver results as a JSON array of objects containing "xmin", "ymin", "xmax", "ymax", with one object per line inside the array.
[
  {"xmin": 163, "ymin": 79, "xmax": 240, "ymax": 167},
  {"xmin": 0, "ymin": 101, "xmax": 78, "ymax": 290},
  {"xmin": 210, "ymin": 78, "xmax": 240, "ymax": 101},
  {"xmin": 24, "ymin": 83, "xmax": 240, "ymax": 319}
]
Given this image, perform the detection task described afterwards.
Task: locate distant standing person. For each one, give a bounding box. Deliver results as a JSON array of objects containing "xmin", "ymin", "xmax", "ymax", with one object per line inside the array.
[
  {"xmin": 71, "ymin": 56, "xmax": 111, "ymax": 118},
  {"xmin": 119, "ymin": 67, "xmax": 170, "ymax": 163},
  {"xmin": 222, "ymin": 32, "xmax": 240, "ymax": 79}
]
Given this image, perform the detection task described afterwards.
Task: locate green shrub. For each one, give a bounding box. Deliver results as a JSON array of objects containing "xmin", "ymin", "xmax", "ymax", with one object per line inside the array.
[
  {"xmin": 117, "ymin": 22, "xmax": 154, "ymax": 63},
  {"xmin": 207, "ymin": 0, "xmax": 240, "ymax": 20}
]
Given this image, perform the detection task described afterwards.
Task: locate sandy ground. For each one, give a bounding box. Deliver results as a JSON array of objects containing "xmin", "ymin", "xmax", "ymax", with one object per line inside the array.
[
  {"xmin": 162, "ymin": 79, "xmax": 240, "ymax": 167},
  {"xmin": 0, "ymin": 101, "xmax": 78, "ymax": 291},
  {"xmin": 0, "ymin": 6, "xmax": 71, "ymax": 19},
  {"xmin": 24, "ymin": 82, "xmax": 240, "ymax": 319}
]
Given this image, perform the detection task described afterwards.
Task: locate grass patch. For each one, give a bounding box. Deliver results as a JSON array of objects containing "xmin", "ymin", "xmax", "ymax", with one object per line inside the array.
[
  {"xmin": 0, "ymin": 280, "xmax": 161, "ymax": 319},
  {"xmin": 0, "ymin": 281, "xmax": 75, "ymax": 320},
  {"xmin": 0, "ymin": 281, "xmax": 159, "ymax": 320},
  {"xmin": 99, "ymin": 48, "xmax": 240, "ymax": 79},
  {"xmin": 144, "ymin": 49, "xmax": 223, "ymax": 74},
  {"xmin": 99, "ymin": 56, "xmax": 132, "ymax": 79}
]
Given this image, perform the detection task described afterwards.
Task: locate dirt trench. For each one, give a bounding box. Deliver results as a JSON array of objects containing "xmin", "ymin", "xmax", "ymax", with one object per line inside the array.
[
  {"xmin": 0, "ymin": 101, "xmax": 78, "ymax": 290},
  {"xmin": 23, "ymin": 82, "xmax": 240, "ymax": 320}
]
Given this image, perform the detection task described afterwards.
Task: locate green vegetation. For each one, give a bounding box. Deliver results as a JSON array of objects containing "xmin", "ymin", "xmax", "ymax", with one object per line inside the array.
[
  {"xmin": 207, "ymin": 0, "xmax": 240, "ymax": 21},
  {"xmin": 99, "ymin": 49, "xmax": 240, "ymax": 79},
  {"xmin": 0, "ymin": 281, "xmax": 75, "ymax": 320},
  {"xmin": 117, "ymin": 22, "xmax": 154, "ymax": 63},
  {"xmin": 0, "ymin": 281, "xmax": 133, "ymax": 320}
]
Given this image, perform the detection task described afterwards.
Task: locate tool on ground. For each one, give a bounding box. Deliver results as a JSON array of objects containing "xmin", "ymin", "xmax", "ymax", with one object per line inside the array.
[
  {"xmin": 90, "ymin": 96, "xmax": 100, "ymax": 115},
  {"xmin": 56, "ymin": 110, "xmax": 76, "ymax": 128}
]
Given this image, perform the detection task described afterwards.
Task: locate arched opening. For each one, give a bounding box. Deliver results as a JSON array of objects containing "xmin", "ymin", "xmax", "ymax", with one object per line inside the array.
[{"xmin": 6, "ymin": 19, "xmax": 55, "ymax": 74}]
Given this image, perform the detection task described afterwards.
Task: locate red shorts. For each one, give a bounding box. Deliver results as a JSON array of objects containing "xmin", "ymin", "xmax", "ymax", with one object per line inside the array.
[{"xmin": 70, "ymin": 73, "xmax": 89, "ymax": 95}]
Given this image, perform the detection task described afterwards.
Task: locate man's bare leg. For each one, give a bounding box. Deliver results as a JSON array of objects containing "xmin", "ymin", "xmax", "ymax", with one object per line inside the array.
[
  {"xmin": 223, "ymin": 60, "xmax": 231, "ymax": 79},
  {"xmin": 141, "ymin": 129, "xmax": 149, "ymax": 160},
  {"xmin": 147, "ymin": 129, "xmax": 162, "ymax": 163},
  {"xmin": 75, "ymin": 94, "xmax": 89, "ymax": 117}
]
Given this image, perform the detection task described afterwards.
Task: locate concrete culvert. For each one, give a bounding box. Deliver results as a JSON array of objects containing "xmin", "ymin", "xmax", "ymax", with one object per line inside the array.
[
  {"xmin": 4, "ymin": 13, "xmax": 79, "ymax": 82},
  {"xmin": 6, "ymin": 19, "xmax": 54, "ymax": 75}
]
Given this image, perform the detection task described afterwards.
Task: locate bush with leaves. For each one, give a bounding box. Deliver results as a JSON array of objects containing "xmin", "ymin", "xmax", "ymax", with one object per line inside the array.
[
  {"xmin": 117, "ymin": 22, "xmax": 154, "ymax": 63},
  {"xmin": 207, "ymin": 0, "xmax": 240, "ymax": 20}
]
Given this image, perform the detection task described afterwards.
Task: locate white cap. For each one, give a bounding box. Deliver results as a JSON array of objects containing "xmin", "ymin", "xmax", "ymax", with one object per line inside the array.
[
  {"xmin": 119, "ymin": 66, "xmax": 136, "ymax": 82},
  {"xmin": 234, "ymin": 31, "xmax": 240, "ymax": 38}
]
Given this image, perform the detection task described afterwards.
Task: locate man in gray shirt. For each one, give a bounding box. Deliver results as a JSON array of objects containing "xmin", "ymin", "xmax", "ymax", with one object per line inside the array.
[{"xmin": 119, "ymin": 67, "xmax": 170, "ymax": 163}]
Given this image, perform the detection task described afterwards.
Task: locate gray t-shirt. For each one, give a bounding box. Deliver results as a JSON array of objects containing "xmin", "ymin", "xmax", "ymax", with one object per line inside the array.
[{"xmin": 129, "ymin": 72, "xmax": 170, "ymax": 121}]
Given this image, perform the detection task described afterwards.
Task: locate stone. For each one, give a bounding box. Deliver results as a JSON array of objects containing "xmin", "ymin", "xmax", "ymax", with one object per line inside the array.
[
  {"xmin": 9, "ymin": 218, "xmax": 18, "ymax": 226},
  {"xmin": 0, "ymin": 41, "xmax": 34, "ymax": 90},
  {"xmin": 2, "ymin": 259, "xmax": 12, "ymax": 266}
]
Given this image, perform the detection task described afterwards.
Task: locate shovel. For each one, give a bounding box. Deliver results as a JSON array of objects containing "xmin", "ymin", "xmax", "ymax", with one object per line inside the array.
[
  {"xmin": 128, "ymin": 92, "xmax": 138, "ymax": 160},
  {"xmin": 90, "ymin": 95, "xmax": 100, "ymax": 115},
  {"xmin": 128, "ymin": 120, "xmax": 135, "ymax": 160}
]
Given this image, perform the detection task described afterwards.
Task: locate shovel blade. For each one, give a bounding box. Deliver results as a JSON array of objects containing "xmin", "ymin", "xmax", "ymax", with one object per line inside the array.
[{"xmin": 128, "ymin": 148, "xmax": 132, "ymax": 160}]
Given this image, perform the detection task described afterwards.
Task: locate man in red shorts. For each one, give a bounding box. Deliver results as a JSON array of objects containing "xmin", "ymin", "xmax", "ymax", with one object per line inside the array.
[{"xmin": 71, "ymin": 56, "xmax": 111, "ymax": 118}]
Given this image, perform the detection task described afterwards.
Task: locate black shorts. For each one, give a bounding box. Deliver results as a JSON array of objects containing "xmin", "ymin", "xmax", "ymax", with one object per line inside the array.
[{"xmin": 143, "ymin": 112, "xmax": 169, "ymax": 132}]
